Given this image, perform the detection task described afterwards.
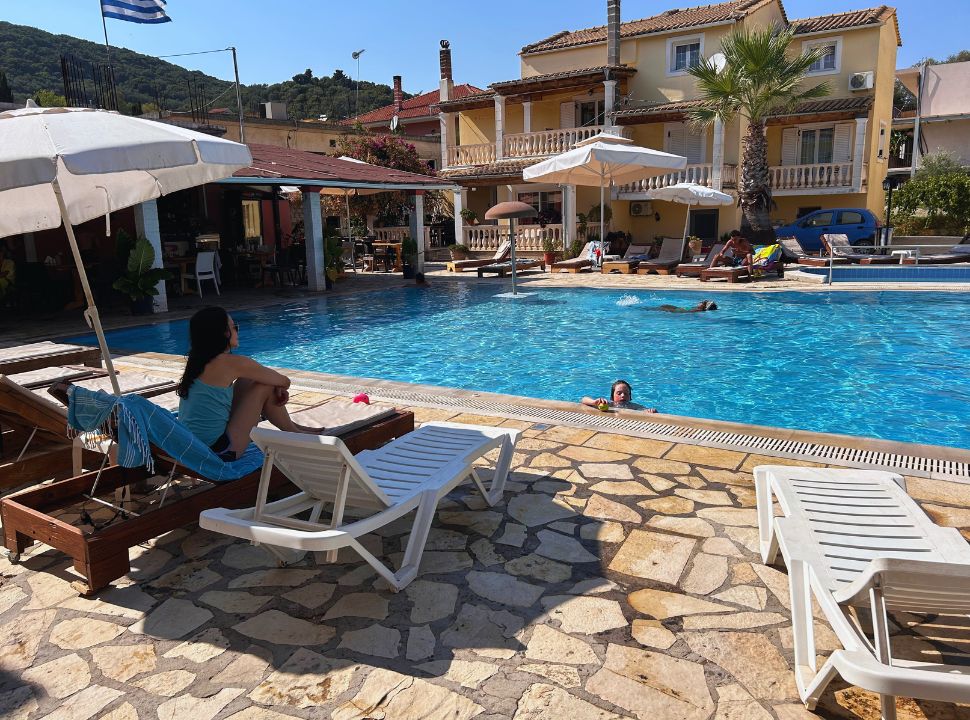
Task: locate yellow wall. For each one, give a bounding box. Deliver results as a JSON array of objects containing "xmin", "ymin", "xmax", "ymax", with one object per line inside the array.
[{"xmin": 458, "ymin": 108, "xmax": 495, "ymax": 144}]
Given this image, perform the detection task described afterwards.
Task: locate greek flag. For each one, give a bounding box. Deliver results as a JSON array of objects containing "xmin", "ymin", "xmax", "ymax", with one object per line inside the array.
[{"xmin": 101, "ymin": 0, "xmax": 172, "ymax": 24}]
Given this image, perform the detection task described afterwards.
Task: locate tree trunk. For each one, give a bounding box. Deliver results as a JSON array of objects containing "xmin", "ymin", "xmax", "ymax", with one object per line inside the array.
[{"xmin": 738, "ymin": 120, "xmax": 776, "ymax": 245}]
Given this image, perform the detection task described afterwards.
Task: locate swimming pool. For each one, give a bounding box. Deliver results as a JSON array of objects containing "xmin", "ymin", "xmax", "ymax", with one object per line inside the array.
[
  {"xmin": 800, "ymin": 265, "xmax": 970, "ymax": 283},
  {"xmin": 72, "ymin": 286, "xmax": 970, "ymax": 449}
]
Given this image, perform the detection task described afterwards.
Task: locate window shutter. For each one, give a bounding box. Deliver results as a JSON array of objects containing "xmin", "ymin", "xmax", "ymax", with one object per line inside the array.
[
  {"xmin": 833, "ymin": 123, "xmax": 852, "ymax": 163},
  {"xmin": 664, "ymin": 123, "xmax": 686, "ymax": 157},
  {"xmin": 685, "ymin": 127, "xmax": 705, "ymax": 164},
  {"xmin": 560, "ymin": 102, "xmax": 575, "ymax": 129},
  {"xmin": 782, "ymin": 128, "xmax": 799, "ymax": 166}
]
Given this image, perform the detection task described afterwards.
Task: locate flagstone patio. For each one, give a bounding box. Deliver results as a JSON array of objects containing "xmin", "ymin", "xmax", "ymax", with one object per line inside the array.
[{"xmin": 2, "ymin": 385, "xmax": 969, "ymax": 720}]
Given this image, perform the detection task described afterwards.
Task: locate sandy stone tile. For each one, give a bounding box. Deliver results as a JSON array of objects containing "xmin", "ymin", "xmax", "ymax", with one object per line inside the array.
[
  {"xmin": 684, "ymin": 631, "xmax": 797, "ymax": 701},
  {"xmin": 631, "ymin": 619, "xmax": 676, "ymax": 649},
  {"xmin": 538, "ymin": 426, "xmax": 596, "ymax": 445},
  {"xmin": 665, "ymin": 445, "xmax": 747, "ymax": 470},
  {"xmin": 22, "ymin": 652, "xmax": 90, "ymax": 699},
  {"xmin": 516, "ymin": 438, "xmax": 567, "ymax": 452},
  {"xmin": 418, "ymin": 659, "xmax": 500, "ymax": 688},
  {"xmin": 500, "ymin": 418, "xmax": 534, "ymax": 430},
  {"xmin": 683, "ymin": 611, "xmax": 787, "ymax": 630},
  {"xmin": 164, "ymin": 627, "xmax": 230, "ymax": 663},
  {"xmin": 560, "ymin": 446, "xmax": 631, "ymax": 464},
  {"xmin": 199, "ymin": 590, "xmax": 272, "ymax": 614},
  {"xmin": 730, "ymin": 562, "xmax": 758, "ymax": 584},
  {"xmin": 470, "ymin": 538, "xmax": 504, "ymax": 566},
  {"xmin": 401, "ymin": 528, "xmax": 468, "ymax": 551},
  {"xmin": 25, "ymin": 571, "xmax": 76, "ymax": 610},
  {"xmin": 676, "ymin": 474, "xmax": 708, "ymax": 489},
  {"xmin": 628, "ymin": 589, "xmax": 732, "ymax": 620},
  {"xmin": 577, "ymin": 463, "xmax": 635, "ymax": 481},
  {"xmin": 221, "ymin": 543, "xmax": 277, "ymax": 570},
  {"xmin": 924, "ymin": 503, "xmax": 970, "ymax": 529},
  {"xmin": 639, "ymin": 496, "xmax": 695, "ymax": 515},
  {"xmin": 739, "ymin": 454, "xmax": 826, "ymax": 473},
  {"xmin": 150, "ymin": 560, "xmax": 221, "ymax": 592},
  {"xmin": 125, "ymin": 544, "xmax": 173, "ymax": 582},
  {"xmin": 133, "ymin": 669, "xmax": 196, "ymax": 696},
  {"xmin": 438, "ymin": 510, "xmax": 505, "ymax": 536},
  {"xmin": 563, "ymin": 496, "xmax": 587, "ymax": 508},
  {"xmin": 524, "ymin": 624, "xmax": 598, "ymax": 664},
  {"xmin": 0, "ymin": 585, "xmax": 26, "ymax": 615},
  {"xmin": 406, "ymin": 625, "xmax": 436, "ymax": 661},
  {"xmin": 548, "ymin": 521, "xmax": 577, "ymax": 534},
  {"xmin": 224, "ymin": 709, "xmax": 297, "ymax": 720},
  {"xmin": 406, "ymin": 579, "xmax": 458, "ymax": 623},
  {"xmin": 496, "ymin": 522, "xmax": 528, "ymax": 547},
  {"xmin": 729, "ymin": 486, "xmax": 757, "ymax": 507},
  {"xmin": 337, "ymin": 564, "xmax": 377, "ymax": 586},
  {"xmin": 586, "ymin": 643, "xmax": 714, "ymax": 720},
  {"xmin": 228, "ymin": 568, "xmax": 318, "ymax": 589},
  {"xmin": 681, "ymin": 553, "xmax": 729, "ymax": 595},
  {"xmin": 714, "ymin": 585, "xmax": 768, "ymax": 610},
  {"xmin": 505, "ymin": 553, "xmax": 572, "ymax": 583},
  {"xmin": 0, "ymin": 686, "xmax": 37, "ymax": 720},
  {"xmin": 514, "ymin": 683, "xmax": 622, "ymax": 719},
  {"xmin": 608, "ymin": 529, "xmax": 695, "ymax": 584},
  {"xmin": 38, "ymin": 684, "xmax": 123, "ymax": 720},
  {"xmin": 412, "ymin": 550, "xmax": 474, "ymax": 575},
  {"xmin": 507, "ymin": 494, "xmax": 576, "ymax": 527},
  {"xmin": 338, "ymin": 624, "xmax": 401, "ymax": 658},
  {"xmin": 410, "ymin": 407, "xmax": 459, "ymax": 423},
  {"xmin": 0, "ymin": 610, "xmax": 56, "ymax": 670},
  {"xmin": 714, "ymin": 683, "xmax": 773, "ymax": 720},
  {"xmin": 702, "ymin": 537, "xmax": 745, "ymax": 557},
  {"xmin": 675, "ymin": 488, "xmax": 733, "ymax": 505},
  {"xmin": 50, "ymin": 617, "xmax": 125, "ymax": 650},
  {"xmin": 331, "ymin": 667, "xmax": 483, "ymax": 720},
  {"xmin": 540, "ymin": 595, "xmax": 627, "ymax": 634},
  {"xmin": 697, "ymin": 467, "xmax": 756, "ymax": 486},
  {"xmin": 634, "ymin": 456, "xmax": 692, "ymax": 475},
  {"xmin": 587, "ymin": 480, "xmax": 655, "ymax": 496},
  {"xmin": 468, "ymin": 571, "xmax": 544, "ymax": 607},
  {"xmin": 518, "ymin": 663, "xmax": 581, "ymax": 688},
  {"xmin": 249, "ymin": 649, "xmax": 359, "ymax": 708},
  {"xmin": 579, "ymin": 521, "xmax": 626, "ymax": 544},
  {"xmin": 447, "ymin": 412, "xmax": 503, "ymax": 426},
  {"xmin": 324, "ymin": 592, "xmax": 389, "ymax": 620},
  {"xmin": 772, "ymin": 704, "xmax": 820, "ymax": 719},
  {"xmin": 584, "ymin": 433, "xmax": 672, "ymax": 458},
  {"xmin": 211, "ymin": 645, "xmax": 272, "ymax": 686},
  {"xmin": 641, "ymin": 474, "xmax": 678, "ymax": 492},
  {"xmin": 441, "ymin": 603, "xmax": 524, "ymax": 659},
  {"xmin": 234, "ymin": 610, "xmax": 335, "ymax": 645},
  {"xmin": 751, "ymin": 564, "xmax": 792, "ymax": 609},
  {"xmin": 535, "ymin": 530, "xmax": 598, "ymax": 563},
  {"xmin": 58, "ymin": 585, "xmax": 156, "ymax": 619},
  {"xmin": 156, "ymin": 687, "xmax": 244, "ymax": 720},
  {"xmin": 90, "ymin": 643, "xmax": 157, "ymax": 682},
  {"xmin": 529, "ymin": 452, "xmax": 574, "ymax": 469},
  {"xmin": 129, "ymin": 598, "xmax": 212, "ymax": 640},
  {"xmin": 908, "ymin": 477, "xmax": 970, "ymax": 507},
  {"xmin": 647, "ymin": 516, "xmax": 716, "ymax": 538},
  {"xmin": 697, "ymin": 507, "xmax": 758, "ymax": 527},
  {"xmin": 724, "ymin": 526, "xmax": 760, "ymax": 553},
  {"xmin": 180, "ymin": 531, "xmax": 234, "ymax": 560},
  {"xmin": 99, "ymin": 702, "xmax": 139, "ymax": 720},
  {"xmin": 583, "ymin": 494, "xmax": 641, "ymax": 523},
  {"xmin": 569, "ymin": 578, "xmax": 619, "ymax": 595}
]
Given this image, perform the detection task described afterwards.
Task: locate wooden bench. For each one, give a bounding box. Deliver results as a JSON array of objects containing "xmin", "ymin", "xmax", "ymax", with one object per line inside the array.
[{"xmin": 699, "ymin": 266, "xmax": 752, "ymax": 283}]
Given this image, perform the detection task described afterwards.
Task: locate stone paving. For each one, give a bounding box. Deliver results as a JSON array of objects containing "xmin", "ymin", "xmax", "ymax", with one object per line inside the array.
[{"xmin": 2, "ymin": 390, "xmax": 970, "ymax": 720}]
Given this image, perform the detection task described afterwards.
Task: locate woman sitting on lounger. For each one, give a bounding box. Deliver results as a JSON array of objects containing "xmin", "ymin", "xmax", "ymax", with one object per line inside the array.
[
  {"xmin": 177, "ymin": 306, "xmax": 325, "ymax": 460},
  {"xmin": 582, "ymin": 379, "xmax": 657, "ymax": 413}
]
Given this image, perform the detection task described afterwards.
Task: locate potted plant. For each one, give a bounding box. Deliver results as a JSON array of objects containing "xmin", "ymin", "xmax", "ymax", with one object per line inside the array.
[
  {"xmin": 541, "ymin": 235, "xmax": 559, "ymax": 266},
  {"xmin": 400, "ymin": 235, "xmax": 418, "ymax": 279},
  {"xmin": 324, "ymin": 230, "xmax": 344, "ymax": 285},
  {"xmin": 111, "ymin": 234, "xmax": 171, "ymax": 315},
  {"xmin": 687, "ymin": 235, "xmax": 703, "ymax": 257},
  {"xmin": 448, "ymin": 243, "xmax": 470, "ymax": 261},
  {"xmin": 459, "ymin": 208, "xmax": 478, "ymax": 225}
]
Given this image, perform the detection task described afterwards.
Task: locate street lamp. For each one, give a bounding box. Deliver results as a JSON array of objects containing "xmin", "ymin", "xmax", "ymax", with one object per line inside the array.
[
  {"xmin": 882, "ymin": 175, "xmax": 900, "ymax": 247},
  {"xmin": 351, "ymin": 49, "xmax": 365, "ymax": 119}
]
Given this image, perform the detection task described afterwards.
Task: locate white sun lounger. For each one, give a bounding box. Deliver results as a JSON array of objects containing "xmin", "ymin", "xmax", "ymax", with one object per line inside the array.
[
  {"xmin": 755, "ymin": 465, "xmax": 970, "ymax": 717},
  {"xmin": 199, "ymin": 421, "xmax": 519, "ymax": 591}
]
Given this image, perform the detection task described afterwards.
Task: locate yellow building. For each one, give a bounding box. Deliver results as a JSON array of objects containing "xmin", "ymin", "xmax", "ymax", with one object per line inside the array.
[{"xmin": 439, "ymin": 0, "xmax": 900, "ymax": 252}]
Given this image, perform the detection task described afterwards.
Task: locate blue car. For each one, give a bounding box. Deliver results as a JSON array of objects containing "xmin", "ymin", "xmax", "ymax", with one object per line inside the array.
[{"xmin": 774, "ymin": 208, "xmax": 880, "ymax": 253}]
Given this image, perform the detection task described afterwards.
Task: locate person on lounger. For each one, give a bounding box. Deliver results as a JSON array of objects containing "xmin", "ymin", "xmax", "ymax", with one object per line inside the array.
[
  {"xmin": 709, "ymin": 230, "xmax": 753, "ymax": 274},
  {"xmin": 176, "ymin": 306, "xmax": 326, "ymax": 460},
  {"xmin": 582, "ymin": 379, "xmax": 657, "ymax": 413}
]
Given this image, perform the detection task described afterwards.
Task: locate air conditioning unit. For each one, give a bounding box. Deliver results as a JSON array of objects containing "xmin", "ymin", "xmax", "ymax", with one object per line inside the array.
[
  {"xmin": 630, "ymin": 201, "xmax": 653, "ymax": 217},
  {"xmin": 848, "ymin": 71, "xmax": 874, "ymax": 91}
]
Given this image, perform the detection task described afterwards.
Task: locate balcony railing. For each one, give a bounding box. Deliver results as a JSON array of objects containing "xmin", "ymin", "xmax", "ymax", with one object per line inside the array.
[
  {"xmin": 503, "ymin": 125, "xmax": 626, "ymax": 159},
  {"xmin": 373, "ymin": 226, "xmax": 438, "ymax": 251},
  {"xmin": 462, "ymin": 224, "xmax": 563, "ymax": 253},
  {"xmin": 615, "ymin": 164, "xmax": 736, "ymax": 195},
  {"xmin": 769, "ymin": 162, "xmax": 854, "ymax": 190},
  {"xmin": 447, "ymin": 143, "xmax": 496, "ymax": 167}
]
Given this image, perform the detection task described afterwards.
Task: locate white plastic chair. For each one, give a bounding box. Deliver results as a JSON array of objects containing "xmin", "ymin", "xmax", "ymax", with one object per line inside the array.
[
  {"xmin": 200, "ymin": 421, "xmax": 519, "ymax": 591},
  {"xmin": 755, "ymin": 465, "xmax": 970, "ymax": 718},
  {"xmin": 183, "ymin": 251, "xmax": 219, "ymax": 298}
]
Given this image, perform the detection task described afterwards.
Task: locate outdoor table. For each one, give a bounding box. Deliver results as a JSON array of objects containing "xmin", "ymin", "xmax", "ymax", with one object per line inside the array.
[
  {"xmin": 163, "ymin": 255, "xmax": 194, "ymax": 294},
  {"xmin": 370, "ymin": 242, "xmax": 403, "ymax": 272}
]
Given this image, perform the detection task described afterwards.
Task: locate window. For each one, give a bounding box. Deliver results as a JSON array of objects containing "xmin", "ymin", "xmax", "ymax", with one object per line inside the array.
[
  {"xmin": 667, "ymin": 35, "xmax": 704, "ymax": 76},
  {"xmin": 797, "ymin": 206, "xmax": 822, "ymax": 218},
  {"xmin": 577, "ymin": 100, "xmax": 604, "ymax": 127},
  {"xmin": 803, "ymin": 211, "xmax": 834, "ymax": 228},
  {"xmin": 517, "ymin": 190, "xmax": 562, "ymax": 225},
  {"xmin": 799, "ymin": 127, "xmax": 834, "ymax": 165},
  {"xmin": 329, "ymin": 139, "xmax": 337, "ymax": 148},
  {"xmin": 803, "ymin": 37, "xmax": 841, "ymax": 75},
  {"xmin": 839, "ymin": 211, "xmax": 865, "ymax": 225},
  {"xmin": 877, "ymin": 120, "xmax": 887, "ymax": 160}
]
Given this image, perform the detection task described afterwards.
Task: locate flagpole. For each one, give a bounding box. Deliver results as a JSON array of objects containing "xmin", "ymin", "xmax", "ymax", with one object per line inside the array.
[{"xmin": 99, "ymin": 2, "xmax": 112, "ymax": 65}]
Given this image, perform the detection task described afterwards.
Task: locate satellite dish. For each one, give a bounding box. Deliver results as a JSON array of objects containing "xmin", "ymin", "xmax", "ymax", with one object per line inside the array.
[
  {"xmin": 390, "ymin": 115, "xmax": 399, "ymax": 131},
  {"xmin": 711, "ymin": 53, "xmax": 727, "ymax": 72}
]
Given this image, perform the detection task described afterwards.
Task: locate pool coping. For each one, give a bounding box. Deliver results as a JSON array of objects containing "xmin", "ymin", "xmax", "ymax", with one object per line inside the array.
[{"xmin": 119, "ymin": 350, "xmax": 970, "ymax": 484}]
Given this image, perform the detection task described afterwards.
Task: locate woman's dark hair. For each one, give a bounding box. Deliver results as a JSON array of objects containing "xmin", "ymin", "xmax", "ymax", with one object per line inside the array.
[
  {"xmin": 177, "ymin": 306, "xmax": 231, "ymax": 397},
  {"xmin": 610, "ymin": 379, "xmax": 632, "ymax": 400}
]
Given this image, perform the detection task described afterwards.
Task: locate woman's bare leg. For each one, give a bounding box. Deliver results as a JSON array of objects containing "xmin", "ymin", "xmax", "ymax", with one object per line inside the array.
[{"xmin": 225, "ymin": 379, "xmax": 325, "ymax": 455}]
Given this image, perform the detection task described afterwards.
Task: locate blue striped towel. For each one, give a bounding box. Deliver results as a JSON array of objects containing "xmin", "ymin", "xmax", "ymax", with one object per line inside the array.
[{"xmin": 67, "ymin": 386, "xmax": 263, "ymax": 481}]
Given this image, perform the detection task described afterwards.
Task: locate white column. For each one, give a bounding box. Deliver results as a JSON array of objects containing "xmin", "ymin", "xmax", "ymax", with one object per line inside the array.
[
  {"xmin": 523, "ymin": 101, "xmax": 532, "ymax": 133},
  {"xmin": 439, "ymin": 112, "xmax": 449, "ymax": 169},
  {"xmin": 564, "ymin": 185, "xmax": 577, "ymax": 252},
  {"xmin": 603, "ymin": 80, "xmax": 617, "ymax": 128},
  {"xmin": 133, "ymin": 199, "xmax": 167, "ymax": 313},
  {"xmin": 711, "ymin": 118, "xmax": 725, "ymax": 191},
  {"xmin": 852, "ymin": 117, "xmax": 868, "ymax": 191},
  {"xmin": 453, "ymin": 187, "xmax": 468, "ymax": 248},
  {"xmin": 303, "ymin": 189, "xmax": 326, "ymax": 291},
  {"xmin": 365, "ymin": 214, "xmax": 377, "ymax": 235},
  {"xmin": 494, "ymin": 96, "xmax": 506, "ymax": 160},
  {"xmin": 409, "ymin": 192, "xmax": 425, "ymax": 273}
]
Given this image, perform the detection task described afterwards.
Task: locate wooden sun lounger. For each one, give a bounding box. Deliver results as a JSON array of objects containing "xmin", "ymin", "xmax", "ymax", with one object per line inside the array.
[
  {"xmin": 601, "ymin": 244, "xmax": 652, "ymax": 274},
  {"xmin": 675, "ymin": 243, "xmax": 726, "ymax": 277},
  {"xmin": 0, "ymin": 342, "xmax": 102, "ymax": 376},
  {"xmin": 476, "ymin": 259, "xmax": 545, "ymax": 277},
  {"xmin": 1, "ymin": 407, "xmax": 415, "ymax": 595},
  {"xmin": 550, "ymin": 241, "xmax": 595, "ymax": 273},
  {"xmin": 699, "ymin": 266, "xmax": 752, "ymax": 283},
  {"xmin": 637, "ymin": 237, "xmax": 685, "ymax": 275},
  {"xmin": 446, "ymin": 241, "xmax": 511, "ymax": 272}
]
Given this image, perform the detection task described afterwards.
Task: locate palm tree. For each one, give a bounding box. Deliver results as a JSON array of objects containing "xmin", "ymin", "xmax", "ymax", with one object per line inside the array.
[{"xmin": 687, "ymin": 26, "xmax": 831, "ymax": 243}]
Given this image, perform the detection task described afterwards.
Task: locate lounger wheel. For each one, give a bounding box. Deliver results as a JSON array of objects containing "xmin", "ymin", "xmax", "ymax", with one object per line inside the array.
[{"xmin": 3, "ymin": 549, "xmax": 20, "ymax": 563}]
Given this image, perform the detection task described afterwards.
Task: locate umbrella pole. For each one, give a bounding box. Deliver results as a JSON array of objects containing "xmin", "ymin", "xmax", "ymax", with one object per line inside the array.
[
  {"xmin": 509, "ymin": 219, "xmax": 517, "ymax": 295},
  {"xmin": 345, "ymin": 193, "xmax": 356, "ymax": 272},
  {"xmin": 682, "ymin": 202, "xmax": 692, "ymax": 244},
  {"xmin": 52, "ymin": 180, "xmax": 121, "ymax": 396},
  {"xmin": 599, "ymin": 182, "xmax": 605, "ymax": 266}
]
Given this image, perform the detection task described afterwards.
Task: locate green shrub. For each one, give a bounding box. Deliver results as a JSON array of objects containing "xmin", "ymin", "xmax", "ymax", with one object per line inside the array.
[
  {"xmin": 111, "ymin": 235, "xmax": 171, "ymax": 301},
  {"xmin": 893, "ymin": 168, "xmax": 970, "ymax": 234}
]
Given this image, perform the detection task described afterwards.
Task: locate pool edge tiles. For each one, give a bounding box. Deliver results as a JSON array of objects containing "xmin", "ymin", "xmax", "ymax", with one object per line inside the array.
[
  {"xmin": 798, "ymin": 265, "xmax": 970, "ymax": 283},
  {"xmin": 114, "ymin": 353, "xmax": 970, "ymax": 484}
]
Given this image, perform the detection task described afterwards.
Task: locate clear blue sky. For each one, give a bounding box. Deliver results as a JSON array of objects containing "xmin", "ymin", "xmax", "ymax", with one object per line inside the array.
[{"xmin": 2, "ymin": 1, "xmax": 964, "ymax": 93}]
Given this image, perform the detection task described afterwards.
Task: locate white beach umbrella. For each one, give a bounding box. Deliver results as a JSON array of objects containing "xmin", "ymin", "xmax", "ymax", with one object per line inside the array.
[
  {"xmin": 523, "ymin": 132, "xmax": 687, "ymax": 252},
  {"xmin": 647, "ymin": 182, "xmax": 734, "ymax": 245},
  {"xmin": 0, "ymin": 105, "xmax": 253, "ymax": 393}
]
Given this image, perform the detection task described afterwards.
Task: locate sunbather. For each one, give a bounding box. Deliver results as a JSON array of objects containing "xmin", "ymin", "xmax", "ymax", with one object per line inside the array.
[
  {"xmin": 176, "ymin": 306, "xmax": 325, "ymax": 460},
  {"xmin": 582, "ymin": 379, "xmax": 657, "ymax": 413},
  {"xmin": 709, "ymin": 230, "xmax": 753, "ymax": 274}
]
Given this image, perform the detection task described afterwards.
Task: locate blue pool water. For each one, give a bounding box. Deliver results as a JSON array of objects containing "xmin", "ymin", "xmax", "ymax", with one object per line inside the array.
[{"xmin": 71, "ymin": 286, "xmax": 970, "ymax": 449}]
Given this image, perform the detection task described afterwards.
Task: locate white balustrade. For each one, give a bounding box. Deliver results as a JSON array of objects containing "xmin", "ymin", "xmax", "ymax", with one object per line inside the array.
[
  {"xmin": 502, "ymin": 125, "xmax": 627, "ymax": 159},
  {"xmin": 615, "ymin": 164, "xmax": 719, "ymax": 194},
  {"xmin": 769, "ymin": 162, "xmax": 854, "ymax": 190},
  {"xmin": 374, "ymin": 227, "xmax": 409, "ymax": 244},
  {"xmin": 462, "ymin": 224, "xmax": 563, "ymax": 252},
  {"xmin": 447, "ymin": 143, "xmax": 496, "ymax": 167}
]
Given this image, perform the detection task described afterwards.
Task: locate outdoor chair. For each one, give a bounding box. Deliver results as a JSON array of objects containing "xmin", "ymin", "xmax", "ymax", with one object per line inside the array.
[
  {"xmin": 476, "ymin": 258, "xmax": 545, "ymax": 277},
  {"xmin": 447, "ymin": 240, "xmax": 511, "ymax": 272},
  {"xmin": 675, "ymin": 243, "xmax": 726, "ymax": 277},
  {"xmin": 637, "ymin": 236, "xmax": 686, "ymax": 275},
  {"xmin": 601, "ymin": 243, "xmax": 652, "ymax": 274},
  {"xmin": 778, "ymin": 236, "xmax": 850, "ymax": 267},
  {"xmin": 0, "ymin": 341, "xmax": 102, "ymax": 376},
  {"xmin": 755, "ymin": 465, "xmax": 970, "ymax": 716},
  {"xmin": 199, "ymin": 421, "xmax": 519, "ymax": 591},
  {"xmin": 550, "ymin": 242, "xmax": 595, "ymax": 273},
  {"xmin": 821, "ymin": 234, "xmax": 897, "ymax": 265},
  {"xmin": 901, "ymin": 240, "xmax": 970, "ymax": 265},
  {"xmin": 183, "ymin": 251, "xmax": 220, "ymax": 298}
]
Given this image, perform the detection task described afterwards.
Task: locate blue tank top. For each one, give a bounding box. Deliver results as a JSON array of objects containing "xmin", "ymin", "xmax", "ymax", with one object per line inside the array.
[{"xmin": 178, "ymin": 379, "xmax": 234, "ymax": 446}]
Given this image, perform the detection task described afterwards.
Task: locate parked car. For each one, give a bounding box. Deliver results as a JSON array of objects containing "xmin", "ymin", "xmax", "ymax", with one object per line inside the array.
[{"xmin": 773, "ymin": 208, "xmax": 881, "ymax": 253}]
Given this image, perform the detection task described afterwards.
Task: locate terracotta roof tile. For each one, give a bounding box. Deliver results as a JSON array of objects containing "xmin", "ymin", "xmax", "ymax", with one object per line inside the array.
[
  {"xmin": 490, "ymin": 65, "xmax": 636, "ymax": 93},
  {"xmin": 440, "ymin": 158, "xmax": 538, "ymax": 181},
  {"xmin": 348, "ymin": 84, "xmax": 485, "ymax": 125},
  {"xmin": 521, "ymin": 0, "xmax": 774, "ymax": 54},
  {"xmin": 790, "ymin": 6, "xmax": 899, "ymax": 45},
  {"xmin": 437, "ymin": 91, "xmax": 498, "ymax": 113},
  {"xmin": 614, "ymin": 95, "xmax": 873, "ymax": 122}
]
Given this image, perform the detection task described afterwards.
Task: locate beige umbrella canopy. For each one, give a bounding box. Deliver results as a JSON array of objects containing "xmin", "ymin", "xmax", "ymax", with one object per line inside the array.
[{"xmin": 485, "ymin": 201, "xmax": 537, "ymax": 296}]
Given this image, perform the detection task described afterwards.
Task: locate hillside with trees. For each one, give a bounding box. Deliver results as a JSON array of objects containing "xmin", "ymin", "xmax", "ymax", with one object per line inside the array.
[{"xmin": 0, "ymin": 21, "xmax": 407, "ymax": 120}]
